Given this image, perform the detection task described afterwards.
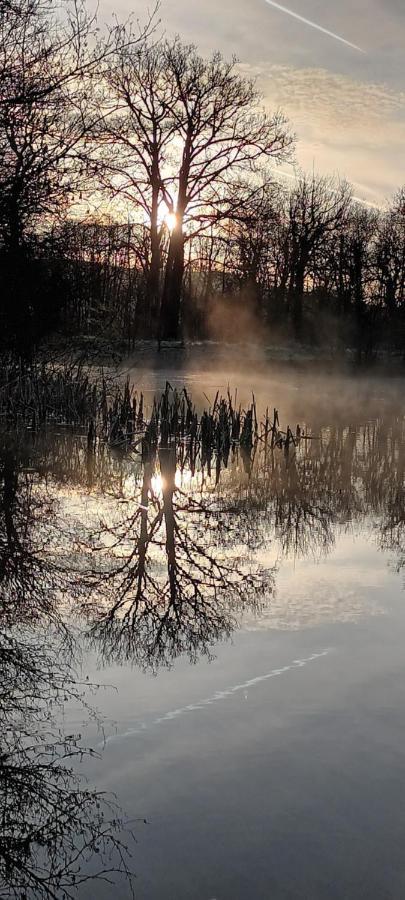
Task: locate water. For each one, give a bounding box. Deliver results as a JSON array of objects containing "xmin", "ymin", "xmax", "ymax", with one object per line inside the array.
[{"xmin": 2, "ymin": 360, "xmax": 405, "ymax": 899}]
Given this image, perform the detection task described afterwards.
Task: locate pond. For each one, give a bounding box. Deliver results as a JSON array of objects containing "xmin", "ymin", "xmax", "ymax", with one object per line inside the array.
[{"xmin": 2, "ymin": 358, "xmax": 405, "ymax": 900}]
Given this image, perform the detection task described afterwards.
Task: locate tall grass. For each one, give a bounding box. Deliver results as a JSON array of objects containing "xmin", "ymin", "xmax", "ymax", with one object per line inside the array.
[{"xmin": 0, "ymin": 362, "xmax": 303, "ymax": 463}]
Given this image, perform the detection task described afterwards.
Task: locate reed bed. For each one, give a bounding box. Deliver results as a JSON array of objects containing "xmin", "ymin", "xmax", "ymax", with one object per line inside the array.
[
  {"xmin": 0, "ymin": 360, "xmax": 99, "ymax": 429},
  {"xmin": 100, "ymin": 381, "xmax": 304, "ymax": 465},
  {"xmin": 0, "ymin": 361, "xmax": 304, "ymax": 463}
]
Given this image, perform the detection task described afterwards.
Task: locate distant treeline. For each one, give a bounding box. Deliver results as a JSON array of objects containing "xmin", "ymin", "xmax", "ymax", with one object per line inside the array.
[{"xmin": 1, "ymin": 1, "xmax": 404, "ymax": 358}]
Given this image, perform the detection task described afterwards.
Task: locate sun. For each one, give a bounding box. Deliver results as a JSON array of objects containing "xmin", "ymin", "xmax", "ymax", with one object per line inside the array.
[
  {"xmin": 164, "ymin": 211, "xmax": 177, "ymax": 233},
  {"xmin": 142, "ymin": 201, "xmax": 177, "ymax": 232},
  {"xmin": 157, "ymin": 200, "xmax": 177, "ymax": 232}
]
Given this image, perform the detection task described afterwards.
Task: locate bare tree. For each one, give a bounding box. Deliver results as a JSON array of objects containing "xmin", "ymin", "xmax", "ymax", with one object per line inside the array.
[
  {"xmin": 278, "ymin": 175, "xmax": 352, "ymax": 337},
  {"xmin": 374, "ymin": 188, "xmax": 405, "ymax": 315},
  {"xmin": 230, "ymin": 178, "xmax": 284, "ymax": 315},
  {"xmin": 0, "ymin": 0, "xmax": 152, "ymax": 353},
  {"xmin": 105, "ymin": 35, "xmax": 293, "ymax": 341},
  {"xmin": 102, "ymin": 41, "xmax": 178, "ymax": 332}
]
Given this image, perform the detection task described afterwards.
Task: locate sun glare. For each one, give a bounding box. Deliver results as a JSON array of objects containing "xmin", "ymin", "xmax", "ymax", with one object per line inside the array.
[
  {"xmin": 150, "ymin": 469, "xmax": 192, "ymax": 496},
  {"xmin": 151, "ymin": 473, "xmax": 164, "ymax": 495},
  {"xmin": 164, "ymin": 211, "xmax": 177, "ymax": 233}
]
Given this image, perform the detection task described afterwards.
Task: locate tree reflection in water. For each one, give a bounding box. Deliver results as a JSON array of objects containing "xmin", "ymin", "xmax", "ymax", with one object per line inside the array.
[
  {"xmin": 0, "ymin": 447, "xmax": 135, "ymax": 900},
  {"xmin": 86, "ymin": 444, "xmax": 274, "ymax": 669},
  {"xmin": 78, "ymin": 408, "xmax": 405, "ymax": 669},
  {"xmin": 1, "ymin": 396, "xmax": 405, "ymax": 896}
]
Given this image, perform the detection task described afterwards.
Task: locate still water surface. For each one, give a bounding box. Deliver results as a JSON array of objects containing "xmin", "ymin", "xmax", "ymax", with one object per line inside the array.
[{"xmin": 4, "ymin": 361, "xmax": 405, "ymax": 899}]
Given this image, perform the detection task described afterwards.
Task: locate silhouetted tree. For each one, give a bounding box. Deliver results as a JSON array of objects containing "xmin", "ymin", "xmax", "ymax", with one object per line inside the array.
[
  {"xmin": 0, "ymin": 0, "xmax": 151, "ymax": 353},
  {"xmin": 278, "ymin": 175, "xmax": 352, "ymax": 338},
  {"xmin": 105, "ymin": 35, "xmax": 293, "ymax": 341}
]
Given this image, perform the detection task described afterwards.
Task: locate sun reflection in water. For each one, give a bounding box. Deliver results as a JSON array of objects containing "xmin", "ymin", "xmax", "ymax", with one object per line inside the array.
[
  {"xmin": 151, "ymin": 473, "xmax": 164, "ymax": 495},
  {"xmin": 150, "ymin": 468, "xmax": 193, "ymax": 497}
]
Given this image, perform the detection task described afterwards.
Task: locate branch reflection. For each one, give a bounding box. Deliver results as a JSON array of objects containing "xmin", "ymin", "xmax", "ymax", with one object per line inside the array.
[
  {"xmin": 1, "ymin": 401, "xmax": 405, "ymax": 895},
  {"xmin": 0, "ymin": 443, "xmax": 134, "ymax": 900}
]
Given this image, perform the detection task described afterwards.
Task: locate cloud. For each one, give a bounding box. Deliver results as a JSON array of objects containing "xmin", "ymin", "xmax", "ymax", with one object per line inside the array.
[
  {"xmin": 96, "ymin": 0, "xmax": 404, "ymax": 201},
  {"xmin": 247, "ymin": 64, "xmax": 405, "ymax": 202}
]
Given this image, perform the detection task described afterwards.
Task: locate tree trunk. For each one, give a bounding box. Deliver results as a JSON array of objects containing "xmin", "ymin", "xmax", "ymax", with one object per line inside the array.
[
  {"xmin": 159, "ymin": 223, "xmax": 185, "ymax": 341},
  {"xmin": 291, "ymin": 266, "xmax": 305, "ymax": 341},
  {"xmin": 160, "ymin": 448, "xmax": 177, "ymax": 604},
  {"xmin": 159, "ymin": 130, "xmax": 192, "ymax": 342},
  {"xmin": 142, "ymin": 158, "xmax": 162, "ymax": 336},
  {"xmin": 146, "ymin": 223, "xmax": 161, "ymax": 332}
]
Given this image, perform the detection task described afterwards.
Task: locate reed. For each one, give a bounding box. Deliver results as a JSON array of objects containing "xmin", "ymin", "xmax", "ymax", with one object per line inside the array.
[
  {"xmin": 102, "ymin": 381, "xmax": 304, "ymax": 466},
  {"xmin": 0, "ymin": 360, "xmax": 99, "ymax": 430},
  {"xmin": 0, "ymin": 362, "xmax": 305, "ymax": 463}
]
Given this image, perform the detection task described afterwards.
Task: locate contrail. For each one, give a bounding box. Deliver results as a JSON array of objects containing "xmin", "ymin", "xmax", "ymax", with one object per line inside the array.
[
  {"xmin": 100, "ymin": 648, "xmax": 332, "ymax": 746},
  {"xmin": 264, "ymin": 0, "xmax": 365, "ymax": 53}
]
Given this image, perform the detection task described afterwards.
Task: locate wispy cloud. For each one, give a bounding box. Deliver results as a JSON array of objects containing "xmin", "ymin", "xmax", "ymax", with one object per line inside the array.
[
  {"xmin": 274, "ymin": 68, "xmax": 404, "ymax": 200},
  {"xmin": 264, "ymin": 0, "xmax": 366, "ymax": 53},
  {"xmin": 276, "ymin": 167, "xmax": 381, "ymax": 208},
  {"xmin": 238, "ymin": 63, "xmax": 405, "ymax": 201}
]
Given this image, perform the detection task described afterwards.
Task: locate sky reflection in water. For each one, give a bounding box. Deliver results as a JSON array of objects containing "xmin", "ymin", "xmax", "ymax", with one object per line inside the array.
[{"xmin": 2, "ymin": 367, "xmax": 405, "ymax": 899}]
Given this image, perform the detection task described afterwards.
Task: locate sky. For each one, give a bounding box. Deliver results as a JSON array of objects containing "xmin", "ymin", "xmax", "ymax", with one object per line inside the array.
[{"xmin": 98, "ymin": 0, "xmax": 405, "ymax": 205}]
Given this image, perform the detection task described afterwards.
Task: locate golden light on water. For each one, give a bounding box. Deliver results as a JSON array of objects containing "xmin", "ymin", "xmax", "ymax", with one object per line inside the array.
[
  {"xmin": 150, "ymin": 469, "xmax": 193, "ymax": 496},
  {"xmin": 151, "ymin": 473, "xmax": 164, "ymax": 495},
  {"xmin": 175, "ymin": 468, "xmax": 192, "ymax": 488}
]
